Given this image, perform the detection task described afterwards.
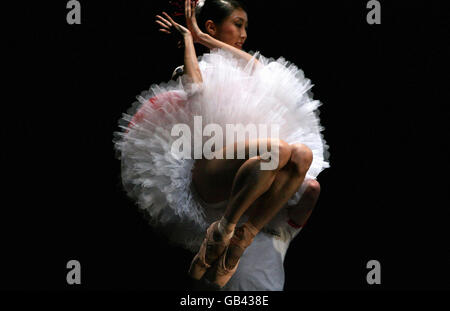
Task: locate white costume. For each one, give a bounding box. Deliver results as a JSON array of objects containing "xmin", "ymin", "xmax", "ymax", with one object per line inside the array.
[
  {"xmin": 221, "ymin": 226, "xmax": 303, "ymax": 291},
  {"xmin": 201, "ymin": 180, "xmax": 309, "ymax": 291},
  {"xmin": 114, "ymin": 49, "xmax": 329, "ymax": 258}
]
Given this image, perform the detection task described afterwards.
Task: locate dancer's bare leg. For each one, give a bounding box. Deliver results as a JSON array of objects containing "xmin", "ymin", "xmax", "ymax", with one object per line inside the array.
[
  {"xmin": 191, "ymin": 139, "xmax": 292, "ymax": 264},
  {"xmin": 192, "ymin": 139, "xmax": 290, "ymax": 203},
  {"xmin": 223, "ymin": 143, "xmax": 313, "ymax": 270}
]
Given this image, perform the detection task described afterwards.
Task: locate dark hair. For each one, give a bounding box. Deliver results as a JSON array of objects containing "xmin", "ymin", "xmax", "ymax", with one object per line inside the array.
[{"xmin": 196, "ymin": 0, "xmax": 248, "ymax": 34}]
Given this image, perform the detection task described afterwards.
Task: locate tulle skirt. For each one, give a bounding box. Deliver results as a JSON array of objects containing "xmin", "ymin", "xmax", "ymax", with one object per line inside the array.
[{"xmin": 113, "ymin": 48, "xmax": 329, "ymax": 252}]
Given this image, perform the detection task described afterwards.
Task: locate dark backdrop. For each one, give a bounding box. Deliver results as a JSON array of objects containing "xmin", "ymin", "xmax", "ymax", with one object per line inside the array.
[{"xmin": 2, "ymin": 0, "xmax": 449, "ymax": 292}]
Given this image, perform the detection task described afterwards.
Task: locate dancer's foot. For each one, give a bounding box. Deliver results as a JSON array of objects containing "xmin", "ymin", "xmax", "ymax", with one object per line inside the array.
[
  {"xmin": 188, "ymin": 220, "xmax": 234, "ymax": 280},
  {"xmin": 205, "ymin": 222, "xmax": 259, "ymax": 287},
  {"xmin": 224, "ymin": 224, "xmax": 254, "ymax": 269},
  {"xmin": 209, "ymin": 218, "xmax": 236, "ymax": 262}
]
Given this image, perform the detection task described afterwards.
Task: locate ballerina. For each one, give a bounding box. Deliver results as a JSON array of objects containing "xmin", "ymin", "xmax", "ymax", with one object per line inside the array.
[{"xmin": 115, "ymin": 0, "xmax": 328, "ymax": 290}]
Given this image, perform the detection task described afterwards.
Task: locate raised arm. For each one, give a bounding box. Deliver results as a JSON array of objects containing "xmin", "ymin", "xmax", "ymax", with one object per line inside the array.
[
  {"xmin": 156, "ymin": 11, "xmax": 202, "ymax": 84},
  {"xmin": 185, "ymin": 0, "xmax": 260, "ymax": 66}
]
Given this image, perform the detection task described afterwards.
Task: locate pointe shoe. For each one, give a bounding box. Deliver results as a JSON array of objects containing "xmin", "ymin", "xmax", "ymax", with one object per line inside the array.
[
  {"xmin": 188, "ymin": 220, "xmax": 231, "ymax": 280},
  {"xmin": 206, "ymin": 222, "xmax": 259, "ymax": 288}
]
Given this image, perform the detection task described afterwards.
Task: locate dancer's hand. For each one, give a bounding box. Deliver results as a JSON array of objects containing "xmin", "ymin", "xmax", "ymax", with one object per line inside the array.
[
  {"xmin": 156, "ymin": 11, "xmax": 192, "ymax": 40},
  {"xmin": 185, "ymin": 0, "xmax": 204, "ymax": 43},
  {"xmin": 156, "ymin": 6, "xmax": 203, "ymax": 84}
]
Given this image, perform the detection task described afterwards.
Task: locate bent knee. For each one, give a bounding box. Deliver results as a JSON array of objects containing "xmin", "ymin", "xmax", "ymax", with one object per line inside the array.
[
  {"xmin": 303, "ymin": 179, "xmax": 321, "ymax": 199},
  {"xmin": 290, "ymin": 143, "xmax": 313, "ymax": 175},
  {"xmin": 265, "ymin": 139, "xmax": 291, "ymax": 170},
  {"xmin": 278, "ymin": 140, "xmax": 292, "ymax": 167}
]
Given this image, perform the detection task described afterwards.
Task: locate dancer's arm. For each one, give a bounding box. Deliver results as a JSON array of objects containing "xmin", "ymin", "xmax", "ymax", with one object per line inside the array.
[
  {"xmin": 183, "ymin": 33, "xmax": 203, "ymax": 83},
  {"xmin": 156, "ymin": 12, "xmax": 203, "ymax": 84}
]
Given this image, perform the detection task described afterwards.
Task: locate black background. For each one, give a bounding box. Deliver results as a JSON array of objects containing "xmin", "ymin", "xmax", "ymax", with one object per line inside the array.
[{"xmin": 2, "ymin": 0, "xmax": 449, "ymax": 294}]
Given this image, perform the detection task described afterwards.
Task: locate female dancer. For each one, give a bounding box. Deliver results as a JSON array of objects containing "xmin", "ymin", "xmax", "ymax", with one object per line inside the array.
[{"xmin": 115, "ymin": 0, "xmax": 328, "ymax": 289}]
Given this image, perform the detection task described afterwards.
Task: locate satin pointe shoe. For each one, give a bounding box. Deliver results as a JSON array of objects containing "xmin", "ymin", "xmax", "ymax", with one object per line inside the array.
[
  {"xmin": 206, "ymin": 222, "xmax": 259, "ymax": 288},
  {"xmin": 188, "ymin": 220, "xmax": 231, "ymax": 280}
]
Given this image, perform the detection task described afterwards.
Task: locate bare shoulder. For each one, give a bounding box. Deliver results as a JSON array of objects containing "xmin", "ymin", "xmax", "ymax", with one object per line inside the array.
[{"xmin": 171, "ymin": 65, "xmax": 185, "ymax": 80}]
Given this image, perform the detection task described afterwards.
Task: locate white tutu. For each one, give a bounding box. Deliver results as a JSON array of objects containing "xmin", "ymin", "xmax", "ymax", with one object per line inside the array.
[{"xmin": 113, "ymin": 48, "xmax": 329, "ymax": 252}]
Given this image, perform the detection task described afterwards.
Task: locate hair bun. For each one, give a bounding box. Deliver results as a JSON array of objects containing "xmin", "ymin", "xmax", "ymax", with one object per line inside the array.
[{"xmin": 169, "ymin": 0, "xmax": 205, "ymax": 16}]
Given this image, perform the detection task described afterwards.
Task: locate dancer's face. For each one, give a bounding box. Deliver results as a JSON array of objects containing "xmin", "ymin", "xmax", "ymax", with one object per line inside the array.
[{"xmin": 208, "ymin": 8, "xmax": 248, "ymax": 50}]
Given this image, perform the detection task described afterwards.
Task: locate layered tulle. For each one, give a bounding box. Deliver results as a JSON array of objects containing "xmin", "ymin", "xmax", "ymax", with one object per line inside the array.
[{"xmin": 113, "ymin": 48, "xmax": 329, "ymax": 252}]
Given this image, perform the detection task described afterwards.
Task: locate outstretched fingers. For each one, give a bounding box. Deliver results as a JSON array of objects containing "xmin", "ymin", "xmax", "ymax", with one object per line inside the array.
[
  {"xmin": 156, "ymin": 22, "xmax": 171, "ymax": 34},
  {"xmin": 155, "ymin": 14, "xmax": 172, "ymax": 33},
  {"xmin": 185, "ymin": 0, "xmax": 191, "ymax": 18},
  {"xmin": 191, "ymin": 0, "xmax": 198, "ymax": 23},
  {"xmin": 185, "ymin": 0, "xmax": 198, "ymax": 22},
  {"xmin": 162, "ymin": 12, "xmax": 177, "ymax": 27},
  {"xmin": 156, "ymin": 14, "xmax": 171, "ymax": 27}
]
